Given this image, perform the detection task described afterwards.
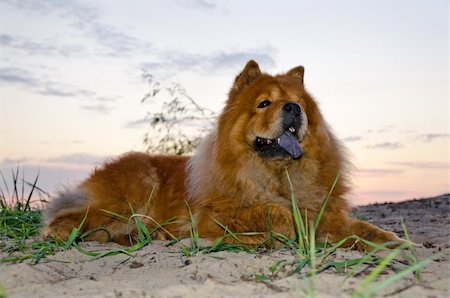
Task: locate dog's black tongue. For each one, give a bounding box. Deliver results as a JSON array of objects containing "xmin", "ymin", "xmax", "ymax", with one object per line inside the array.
[{"xmin": 278, "ymin": 132, "xmax": 303, "ymax": 159}]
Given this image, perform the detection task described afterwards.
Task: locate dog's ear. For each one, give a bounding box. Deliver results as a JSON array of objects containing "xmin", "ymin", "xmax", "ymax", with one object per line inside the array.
[
  {"xmin": 230, "ymin": 60, "xmax": 261, "ymax": 96},
  {"xmin": 287, "ymin": 66, "xmax": 305, "ymax": 84}
]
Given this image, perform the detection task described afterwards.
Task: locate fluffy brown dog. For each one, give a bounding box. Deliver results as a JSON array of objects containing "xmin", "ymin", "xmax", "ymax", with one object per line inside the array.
[{"xmin": 41, "ymin": 61, "xmax": 402, "ymax": 251}]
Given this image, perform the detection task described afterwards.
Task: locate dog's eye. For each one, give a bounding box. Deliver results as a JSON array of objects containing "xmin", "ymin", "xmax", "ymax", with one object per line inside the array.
[{"xmin": 257, "ymin": 100, "xmax": 272, "ymax": 109}]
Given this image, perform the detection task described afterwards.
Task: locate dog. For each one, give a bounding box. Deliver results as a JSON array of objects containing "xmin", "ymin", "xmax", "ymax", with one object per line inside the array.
[{"xmin": 41, "ymin": 60, "xmax": 403, "ymax": 251}]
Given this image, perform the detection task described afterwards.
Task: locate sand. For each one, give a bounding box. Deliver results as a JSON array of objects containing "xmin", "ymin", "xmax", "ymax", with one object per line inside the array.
[{"xmin": 1, "ymin": 194, "xmax": 449, "ymax": 297}]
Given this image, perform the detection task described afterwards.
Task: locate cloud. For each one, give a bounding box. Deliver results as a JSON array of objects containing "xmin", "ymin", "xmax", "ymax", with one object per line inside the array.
[
  {"xmin": 1, "ymin": 0, "xmax": 151, "ymax": 56},
  {"xmin": 80, "ymin": 104, "xmax": 112, "ymax": 114},
  {"xmin": 0, "ymin": 158, "xmax": 31, "ymax": 168},
  {"xmin": 45, "ymin": 154, "xmax": 110, "ymax": 165},
  {"xmin": 415, "ymin": 133, "xmax": 450, "ymax": 142},
  {"xmin": 0, "ymin": 33, "xmax": 86, "ymax": 57},
  {"xmin": 124, "ymin": 118, "xmax": 149, "ymax": 129},
  {"xmin": 0, "ymin": 67, "xmax": 38, "ymax": 87},
  {"xmin": 2, "ymin": 0, "xmax": 270, "ymax": 74},
  {"xmin": 359, "ymin": 168, "xmax": 404, "ymax": 176},
  {"xmin": 387, "ymin": 161, "xmax": 450, "ymax": 169},
  {"xmin": 0, "ymin": 33, "xmax": 13, "ymax": 44},
  {"xmin": 1, "ymin": 154, "xmax": 110, "ymax": 169},
  {"xmin": 95, "ymin": 96, "xmax": 118, "ymax": 102},
  {"xmin": 342, "ymin": 136, "xmax": 362, "ymax": 142},
  {"xmin": 83, "ymin": 21, "xmax": 151, "ymax": 56},
  {"xmin": 142, "ymin": 46, "xmax": 277, "ymax": 74},
  {"xmin": 365, "ymin": 126, "xmax": 395, "ymax": 134},
  {"xmin": 357, "ymin": 191, "xmax": 408, "ymax": 201},
  {"xmin": 209, "ymin": 50, "xmax": 276, "ymax": 70},
  {"xmin": 0, "ymin": 67, "xmax": 112, "ymax": 103},
  {"xmin": 366, "ymin": 142, "xmax": 402, "ymax": 150},
  {"xmin": 173, "ymin": 0, "xmax": 217, "ymax": 10},
  {"xmin": 38, "ymin": 86, "xmax": 93, "ymax": 98},
  {"xmin": 359, "ymin": 190, "xmax": 408, "ymax": 197}
]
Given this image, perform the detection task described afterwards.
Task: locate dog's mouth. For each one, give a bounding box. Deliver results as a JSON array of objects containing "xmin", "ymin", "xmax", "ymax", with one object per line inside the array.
[{"xmin": 254, "ymin": 126, "xmax": 304, "ymax": 160}]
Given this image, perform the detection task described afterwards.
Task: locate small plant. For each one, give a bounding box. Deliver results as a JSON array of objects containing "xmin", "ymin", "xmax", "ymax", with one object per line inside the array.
[
  {"xmin": 0, "ymin": 167, "xmax": 49, "ymax": 211},
  {"xmin": 141, "ymin": 71, "xmax": 217, "ymax": 155},
  {"xmin": 0, "ymin": 167, "xmax": 53, "ymax": 263}
]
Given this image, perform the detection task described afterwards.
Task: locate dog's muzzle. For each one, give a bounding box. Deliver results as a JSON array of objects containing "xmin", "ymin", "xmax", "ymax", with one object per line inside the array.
[{"xmin": 254, "ymin": 102, "xmax": 304, "ymax": 160}]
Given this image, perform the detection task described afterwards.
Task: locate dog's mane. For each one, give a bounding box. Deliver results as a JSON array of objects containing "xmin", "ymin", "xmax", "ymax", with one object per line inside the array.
[{"xmin": 186, "ymin": 128, "xmax": 219, "ymax": 203}]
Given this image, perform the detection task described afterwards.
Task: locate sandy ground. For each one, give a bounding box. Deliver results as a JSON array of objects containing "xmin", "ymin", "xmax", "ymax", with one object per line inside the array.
[{"xmin": 1, "ymin": 194, "xmax": 449, "ymax": 298}]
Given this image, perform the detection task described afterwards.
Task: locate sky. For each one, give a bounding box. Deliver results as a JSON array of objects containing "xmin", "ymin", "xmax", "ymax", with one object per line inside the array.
[{"xmin": 0, "ymin": 0, "xmax": 448, "ymax": 205}]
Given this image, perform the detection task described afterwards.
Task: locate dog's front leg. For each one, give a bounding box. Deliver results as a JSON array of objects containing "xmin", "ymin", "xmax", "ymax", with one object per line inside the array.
[
  {"xmin": 316, "ymin": 210, "xmax": 405, "ymax": 251},
  {"xmin": 197, "ymin": 203, "xmax": 294, "ymax": 248}
]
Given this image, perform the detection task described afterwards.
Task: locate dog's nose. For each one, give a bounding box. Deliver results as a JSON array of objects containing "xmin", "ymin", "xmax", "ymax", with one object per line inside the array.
[{"xmin": 283, "ymin": 103, "xmax": 301, "ymax": 117}]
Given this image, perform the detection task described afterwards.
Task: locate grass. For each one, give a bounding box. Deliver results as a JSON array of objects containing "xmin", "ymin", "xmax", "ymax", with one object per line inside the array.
[
  {"xmin": 0, "ymin": 168, "xmax": 156, "ymax": 264},
  {"xmin": 0, "ymin": 167, "xmax": 443, "ymax": 298},
  {"xmin": 249, "ymin": 168, "xmax": 437, "ymax": 297},
  {"xmin": 0, "ymin": 283, "xmax": 5, "ymax": 298},
  {"xmin": 0, "ymin": 167, "xmax": 55, "ymax": 264},
  {"xmin": 0, "ymin": 167, "xmax": 46, "ymax": 245}
]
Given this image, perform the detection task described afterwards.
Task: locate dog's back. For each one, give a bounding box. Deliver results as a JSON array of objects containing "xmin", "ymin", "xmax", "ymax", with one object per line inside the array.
[{"xmin": 41, "ymin": 152, "xmax": 191, "ymax": 244}]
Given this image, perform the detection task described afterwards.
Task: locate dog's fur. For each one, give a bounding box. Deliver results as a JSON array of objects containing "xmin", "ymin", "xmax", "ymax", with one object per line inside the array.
[{"xmin": 41, "ymin": 61, "xmax": 402, "ymax": 251}]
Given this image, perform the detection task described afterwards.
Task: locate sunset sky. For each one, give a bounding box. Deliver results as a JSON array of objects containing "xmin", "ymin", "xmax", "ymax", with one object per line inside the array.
[{"xmin": 0, "ymin": 0, "xmax": 448, "ymax": 205}]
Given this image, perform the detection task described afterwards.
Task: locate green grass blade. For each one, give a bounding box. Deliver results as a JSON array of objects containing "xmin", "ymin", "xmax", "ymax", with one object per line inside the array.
[
  {"xmin": 135, "ymin": 216, "xmax": 151, "ymax": 243},
  {"xmin": 255, "ymin": 274, "xmax": 270, "ymax": 281},
  {"xmin": 63, "ymin": 228, "xmax": 80, "ymax": 250},
  {"xmin": 0, "ymin": 282, "xmax": 6, "ymax": 298},
  {"xmin": 270, "ymin": 259, "xmax": 287, "ymax": 273},
  {"xmin": 307, "ymin": 223, "xmax": 317, "ymax": 296},
  {"xmin": 400, "ymin": 218, "xmax": 423, "ymax": 283},
  {"xmin": 63, "ymin": 206, "xmax": 89, "ymax": 249},
  {"xmin": 329, "ymin": 257, "xmax": 377, "ymax": 271},
  {"xmin": 266, "ymin": 205, "xmax": 273, "ymax": 248},
  {"xmin": 12, "ymin": 166, "xmax": 19, "ymax": 206},
  {"xmin": 212, "ymin": 218, "xmax": 244, "ymax": 244},
  {"xmin": 73, "ymin": 242, "xmax": 134, "ymax": 260},
  {"xmin": 292, "ymin": 258, "xmax": 308, "ymax": 274},
  {"xmin": 144, "ymin": 186, "xmax": 156, "ymax": 212},
  {"xmin": 353, "ymin": 242, "xmax": 410, "ymax": 296},
  {"xmin": 185, "ymin": 200, "xmax": 200, "ymax": 253},
  {"xmin": 285, "ymin": 167, "xmax": 307, "ymax": 256},
  {"xmin": 315, "ymin": 171, "xmax": 340, "ymax": 231},
  {"xmin": 319, "ymin": 235, "xmax": 352, "ymax": 263},
  {"xmin": 361, "ymin": 251, "xmax": 447, "ymax": 297},
  {"xmin": 125, "ymin": 202, "xmax": 152, "ymax": 244},
  {"xmin": 80, "ymin": 228, "xmax": 112, "ymax": 242},
  {"xmin": 24, "ymin": 171, "xmax": 40, "ymax": 211},
  {"xmin": 21, "ymin": 168, "xmax": 25, "ymax": 205},
  {"xmin": 341, "ymin": 237, "xmax": 403, "ymax": 286},
  {"xmin": 99, "ymin": 209, "xmax": 129, "ymax": 222},
  {"xmin": 23, "ymin": 179, "xmax": 50, "ymax": 197},
  {"xmin": 0, "ymin": 170, "xmax": 11, "ymax": 201}
]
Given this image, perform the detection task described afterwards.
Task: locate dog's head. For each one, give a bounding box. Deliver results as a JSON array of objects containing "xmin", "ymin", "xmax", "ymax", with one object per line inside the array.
[{"xmin": 218, "ymin": 60, "xmax": 318, "ymax": 163}]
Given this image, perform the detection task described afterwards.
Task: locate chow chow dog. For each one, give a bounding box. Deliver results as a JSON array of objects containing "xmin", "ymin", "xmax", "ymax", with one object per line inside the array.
[{"xmin": 41, "ymin": 60, "xmax": 402, "ymax": 251}]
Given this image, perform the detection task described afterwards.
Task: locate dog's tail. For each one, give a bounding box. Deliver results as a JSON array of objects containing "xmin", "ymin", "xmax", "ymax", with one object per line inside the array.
[{"xmin": 40, "ymin": 187, "xmax": 90, "ymax": 240}]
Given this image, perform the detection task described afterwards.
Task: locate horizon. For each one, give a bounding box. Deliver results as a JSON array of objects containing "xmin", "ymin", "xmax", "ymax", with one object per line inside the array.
[{"xmin": 0, "ymin": 0, "xmax": 448, "ymax": 205}]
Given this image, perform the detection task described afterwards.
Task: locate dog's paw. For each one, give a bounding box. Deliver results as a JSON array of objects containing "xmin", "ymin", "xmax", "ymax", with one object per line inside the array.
[{"xmin": 355, "ymin": 229, "xmax": 409, "ymax": 252}]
